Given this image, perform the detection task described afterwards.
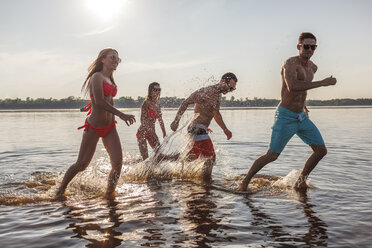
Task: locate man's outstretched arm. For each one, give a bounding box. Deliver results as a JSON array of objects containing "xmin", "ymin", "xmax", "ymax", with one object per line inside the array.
[
  {"xmin": 284, "ymin": 62, "xmax": 336, "ymax": 92},
  {"xmin": 170, "ymin": 91, "xmax": 199, "ymax": 131},
  {"xmin": 214, "ymin": 110, "xmax": 232, "ymax": 140}
]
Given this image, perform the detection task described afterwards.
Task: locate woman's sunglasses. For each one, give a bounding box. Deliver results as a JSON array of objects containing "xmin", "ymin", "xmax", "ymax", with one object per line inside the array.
[
  {"xmin": 300, "ymin": 44, "xmax": 317, "ymax": 51},
  {"xmin": 152, "ymin": 88, "xmax": 161, "ymax": 92},
  {"xmin": 109, "ymin": 55, "xmax": 122, "ymax": 63}
]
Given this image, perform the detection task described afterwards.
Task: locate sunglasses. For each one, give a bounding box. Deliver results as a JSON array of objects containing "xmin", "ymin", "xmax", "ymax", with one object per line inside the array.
[
  {"xmin": 224, "ymin": 77, "xmax": 236, "ymax": 91},
  {"xmin": 300, "ymin": 44, "xmax": 317, "ymax": 51},
  {"xmin": 152, "ymin": 88, "xmax": 161, "ymax": 92},
  {"xmin": 109, "ymin": 55, "xmax": 122, "ymax": 63}
]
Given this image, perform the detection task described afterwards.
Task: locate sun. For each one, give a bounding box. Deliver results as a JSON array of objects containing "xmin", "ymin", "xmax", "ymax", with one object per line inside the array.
[{"xmin": 85, "ymin": 0, "xmax": 126, "ymax": 22}]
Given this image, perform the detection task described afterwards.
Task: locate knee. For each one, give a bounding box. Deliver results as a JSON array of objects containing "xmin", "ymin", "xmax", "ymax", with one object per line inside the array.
[
  {"xmin": 138, "ymin": 138, "xmax": 146, "ymax": 147},
  {"xmin": 148, "ymin": 139, "xmax": 159, "ymax": 149},
  {"xmin": 205, "ymin": 157, "xmax": 216, "ymax": 165},
  {"xmin": 74, "ymin": 161, "xmax": 89, "ymax": 172},
  {"xmin": 265, "ymin": 151, "xmax": 280, "ymax": 162},
  {"xmin": 111, "ymin": 158, "xmax": 123, "ymax": 171},
  {"xmin": 316, "ymin": 146, "xmax": 327, "ymax": 158}
]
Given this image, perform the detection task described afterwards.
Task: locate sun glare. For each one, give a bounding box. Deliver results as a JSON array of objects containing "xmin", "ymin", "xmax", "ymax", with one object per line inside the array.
[{"xmin": 85, "ymin": 0, "xmax": 126, "ymax": 22}]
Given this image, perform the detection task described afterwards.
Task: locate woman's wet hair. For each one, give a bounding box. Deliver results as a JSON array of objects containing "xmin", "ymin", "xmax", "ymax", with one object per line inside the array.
[
  {"xmin": 147, "ymin": 82, "xmax": 160, "ymax": 100},
  {"xmin": 298, "ymin": 32, "xmax": 317, "ymax": 43},
  {"xmin": 81, "ymin": 48, "xmax": 118, "ymax": 96}
]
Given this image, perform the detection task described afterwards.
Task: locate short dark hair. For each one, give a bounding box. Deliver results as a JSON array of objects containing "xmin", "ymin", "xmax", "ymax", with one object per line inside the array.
[
  {"xmin": 298, "ymin": 32, "xmax": 317, "ymax": 44},
  {"xmin": 221, "ymin": 72, "xmax": 238, "ymax": 83}
]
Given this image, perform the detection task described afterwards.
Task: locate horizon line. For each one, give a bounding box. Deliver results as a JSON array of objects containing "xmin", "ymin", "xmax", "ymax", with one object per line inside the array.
[{"xmin": 1, "ymin": 96, "xmax": 372, "ymax": 101}]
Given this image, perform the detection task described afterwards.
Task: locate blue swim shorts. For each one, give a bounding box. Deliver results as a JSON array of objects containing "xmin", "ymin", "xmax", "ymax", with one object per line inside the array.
[{"xmin": 269, "ymin": 106, "xmax": 325, "ymax": 154}]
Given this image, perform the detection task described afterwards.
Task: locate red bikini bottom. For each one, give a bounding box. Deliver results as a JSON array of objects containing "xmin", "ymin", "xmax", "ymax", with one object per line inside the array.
[
  {"xmin": 78, "ymin": 119, "xmax": 117, "ymax": 137},
  {"xmin": 136, "ymin": 129, "xmax": 159, "ymax": 149},
  {"xmin": 136, "ymin": 129, "xmax": 152, "ymax": 139}
]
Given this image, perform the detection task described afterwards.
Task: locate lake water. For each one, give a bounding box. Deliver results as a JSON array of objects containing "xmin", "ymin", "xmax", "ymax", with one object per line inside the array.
[{"xmin": 0, "ymin": 107, "xmax": 371, "ymax": 248}]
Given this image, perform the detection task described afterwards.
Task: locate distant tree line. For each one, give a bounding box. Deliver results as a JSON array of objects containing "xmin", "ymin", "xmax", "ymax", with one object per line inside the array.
[{"xmin": 0, "ymin": 96, "xmax": 372, "ymax": 109}]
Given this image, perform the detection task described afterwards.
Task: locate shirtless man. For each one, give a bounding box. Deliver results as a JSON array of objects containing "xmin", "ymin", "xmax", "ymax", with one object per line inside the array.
[
  {"xmin": 170, "ymin": 72, "xmax": 238, "ymax": 181},
  {"xmin": 238, "ymin": 32, "xmax": 337, "ymax": 191}
]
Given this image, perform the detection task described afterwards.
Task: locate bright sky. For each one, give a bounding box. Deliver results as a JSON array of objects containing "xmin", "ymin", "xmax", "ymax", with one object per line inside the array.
[{"xmin": 0, "ymin": 0, "xmax": 371, "ymax": 100}]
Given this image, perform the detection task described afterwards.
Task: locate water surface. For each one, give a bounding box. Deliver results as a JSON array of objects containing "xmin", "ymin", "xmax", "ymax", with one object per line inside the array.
[{"xmin": 1, "ymin": 108, "xmax": 371, "ymax": 247}]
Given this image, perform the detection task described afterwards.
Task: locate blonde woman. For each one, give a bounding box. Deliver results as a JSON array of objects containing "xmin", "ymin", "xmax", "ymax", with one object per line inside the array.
[{"xmin": 55, "ymin": 48, "xmax": 135, "ymax": 200}]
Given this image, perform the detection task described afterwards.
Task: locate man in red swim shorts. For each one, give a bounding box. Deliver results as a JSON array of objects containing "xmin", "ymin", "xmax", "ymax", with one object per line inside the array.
[{"xmin": 170, "ymin": 73, "xmax": 238, "ymax": 181}]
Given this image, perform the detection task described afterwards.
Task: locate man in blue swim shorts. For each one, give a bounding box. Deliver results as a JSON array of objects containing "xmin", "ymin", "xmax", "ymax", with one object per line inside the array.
[{"xmin": 238, "ymin": 32, "xmax": 337, "ymax": 191}]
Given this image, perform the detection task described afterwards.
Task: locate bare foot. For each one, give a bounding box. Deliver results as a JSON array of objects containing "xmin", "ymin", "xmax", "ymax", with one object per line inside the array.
[
  {"xmin": 105, "ymin": 191, "xmax": 116, "ymax": 200},
  {"xmin": 237, "ymin": 181, "xmax": 248, "ymax": 191},
  {"xmin": 293, "ymin": 180, "xmax": 308, "ymax": 192},
  {"xmin": 294, "ymin": 189, "xmax": 309, "ymax": 203},
  {"xmin": 53, "ymin": 192, "xmax": 66, "ymax": 201},
  {"xmin": 202, "ymin": 173, "xmax": 212, "ymax": 183}
]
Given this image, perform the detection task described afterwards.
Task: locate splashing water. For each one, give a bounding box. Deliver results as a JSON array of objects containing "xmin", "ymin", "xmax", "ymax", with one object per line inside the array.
[
  {"xmin": 0, "ymin": 171, "xmax": 57, "ymax": 205},
  {"xmin": 0, "ymin": 114, "xmax": 215, "ymax": 205},
  {"xmin": 121, "ymin": 115, "xmax": 212, "ymax": 182},
  {"xmin": 272, "ymin": 169, "xmax": 314, "ymax": 189},
  {"xmin": 0, "ymin": 110, "xmax": 315, "ymax": 206},
  {"xmin": 210, "ymin": 169, "xmax": 315, "ymax": 197}
]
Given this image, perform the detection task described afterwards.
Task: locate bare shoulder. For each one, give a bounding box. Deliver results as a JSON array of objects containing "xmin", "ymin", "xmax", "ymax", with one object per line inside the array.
[
  {"xmin": 283, "ymin": 56, "xmax": 298, "ymax": 68},
  {"xmin": 185, "ymin": 85, "xmax": 214, "ymax": 104},
  {"xmin": 196, "ymin": 85, "xmax": 209, "ymax": 92},
  {"xmin": 90, "ymin": 72, "xmax": 104, "ymax": 85},
  {"xmin": 201, "ymin": 85, "xmax": 216, "ymax": 95},
  {"xmin": 309, "ymin": 60, "xmax": 318, "ymax": 73},
  {"xmin": 142, "ymin": 99, "xmax": 150, "ymax": 108},
  {"xmin": 282, "ymin": 57, "xmax": 299, "ymax": 76},
  {"xmin": 191, "ymin": 86, "xmax": 208, "ymax": 98}
]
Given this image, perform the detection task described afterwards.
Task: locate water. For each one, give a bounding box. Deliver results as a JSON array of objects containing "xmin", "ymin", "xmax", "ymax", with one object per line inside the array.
[{"xmin": 1, "ymin": 108, "xmax": 371, "ymax": 247}]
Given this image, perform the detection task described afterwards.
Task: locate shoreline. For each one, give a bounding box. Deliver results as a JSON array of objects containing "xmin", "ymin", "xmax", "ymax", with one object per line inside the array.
[{"xmin": 1, "ymin": 105, "xmax": 371, "ymax": 113}]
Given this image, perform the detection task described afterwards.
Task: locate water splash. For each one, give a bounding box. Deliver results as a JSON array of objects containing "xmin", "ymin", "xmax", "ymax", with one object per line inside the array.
[
  {"xmin": 0, "ymin": 171, "xmax": 57, "ymax": 205},
  {"xmin": 0, "ymin": 114, "xmax": 214, "ymax": 205},
  {"xmin": 121, "ymin": 115, "xmax": 211, "ymax": 182},
  {"xmin": 212, "ymin": 169, "xmax": 315, "ymax": 196},
  {"xmin": 273, "ymin": 169, "xmax": 314, "ymax": 189}
]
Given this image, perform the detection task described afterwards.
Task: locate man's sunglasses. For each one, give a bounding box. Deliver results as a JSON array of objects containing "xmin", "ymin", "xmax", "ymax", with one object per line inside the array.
[
  {"xmin": 152, "ymin": 88, "xmax": 161, "ymax": 92},
  {"xmin": 300, "ymin": 44, "xmax": 317, "ymax": 51},
  {"xmin": 224, "ymin": 77, "xmax": 236, "ymax": 91}
]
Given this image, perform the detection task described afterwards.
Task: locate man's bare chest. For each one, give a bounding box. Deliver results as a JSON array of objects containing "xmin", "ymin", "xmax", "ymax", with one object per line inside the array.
[
  {"xmin": 197, "ymin": 98, "xmax": 219, "ymax": 113},
  {"xmin": 296, "ymin": 66, "xmax": 314, "ymax": 82}
]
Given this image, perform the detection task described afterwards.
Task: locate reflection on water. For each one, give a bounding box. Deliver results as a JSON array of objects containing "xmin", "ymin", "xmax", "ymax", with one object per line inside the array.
[
  {"xmin": 244, "ymin": 190, "xmax": 328, "ymax": 247},
  {"xmin": 54, "ymin": 180, "xmax": 329, "ymax": 248},
  {"xmin": 179, "ymin": 183, "xmax": 236, "ymax": 247},
  {"xmin": 64, "ymin": 198, "xmax": 123, "ymax": 247},
  {"xmin": 0, "ymin": 167, "xmax": 336, "ymax": 247},
  {"xmin": 60, "ymin": 181, "xmax": 233, "ymax": 247},
  {"xmin": 297, "ymin": 192, "xmax": 328, "ymax": 247}
]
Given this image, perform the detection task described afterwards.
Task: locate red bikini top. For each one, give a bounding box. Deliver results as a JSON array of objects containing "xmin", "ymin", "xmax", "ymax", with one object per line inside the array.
[
  {"xmin": 147, "ymin": 108, "xmax": 161, "ymax": 119},
  {"xmin": 103, "ymin": 81, "xmax": 117, "ymax": 97},
  {"xmin": 90, "ymin": 81, "xmax": 117, "ymax": 98},
  {"xmin": 82, "ymin": 82, "xmax": 117, "ymax": 115}
]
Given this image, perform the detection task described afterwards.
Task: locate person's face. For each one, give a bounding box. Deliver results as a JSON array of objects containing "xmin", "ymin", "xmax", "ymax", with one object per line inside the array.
[
  {"xmin": 151, "ymin": 85, "xmax": 161, "ymax": 99},
  {"xmin": 221, "ymin": 78, "xmax": 237, "ymax": 95},
  {"xmin": 102, "ymin": 51, "xmax": 121, "ymax": 70},
  {"xmin": 297, "ymin": 38, "xmax": 317, "ymax": 60}
]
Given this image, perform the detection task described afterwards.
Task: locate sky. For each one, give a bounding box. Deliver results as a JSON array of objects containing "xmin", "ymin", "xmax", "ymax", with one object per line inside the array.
[{"xmin": 0, "ymin": 0, "xmax": 371, "ymax": 100}]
